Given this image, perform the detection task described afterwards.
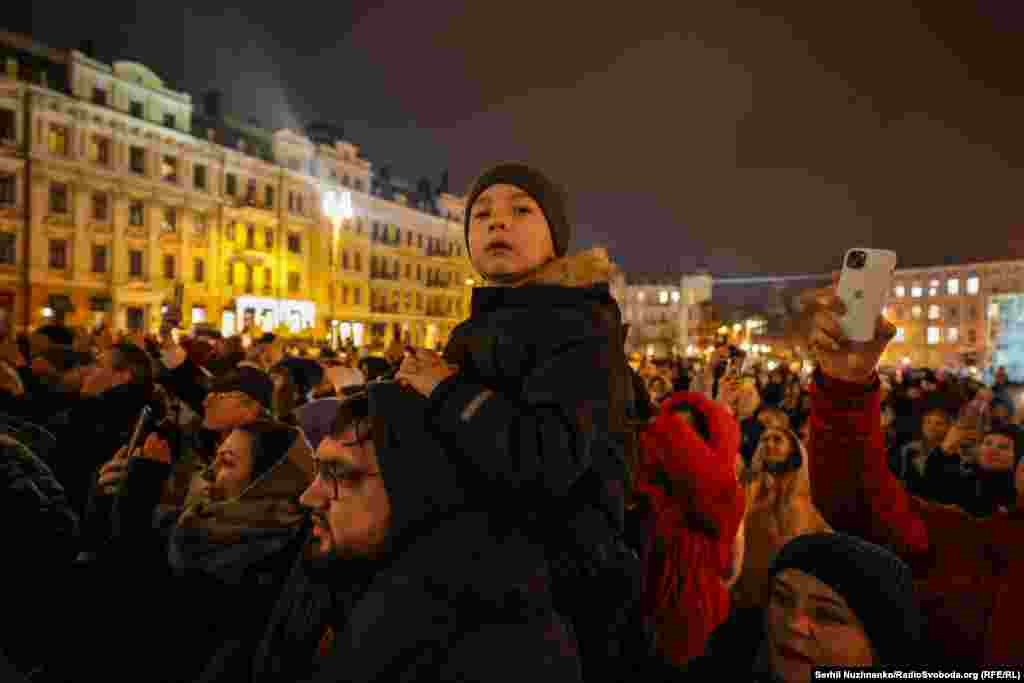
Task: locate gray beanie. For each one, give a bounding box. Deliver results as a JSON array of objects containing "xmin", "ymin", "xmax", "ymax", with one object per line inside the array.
[{"xmin": 463, "ymin": 163, "xmax": 571, "ymax": 259}]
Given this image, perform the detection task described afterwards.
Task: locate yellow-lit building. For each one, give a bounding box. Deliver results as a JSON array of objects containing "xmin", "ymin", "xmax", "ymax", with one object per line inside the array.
[{"xmin": 0, "ymin": 30, "xmax": 473, "ymax": 348}]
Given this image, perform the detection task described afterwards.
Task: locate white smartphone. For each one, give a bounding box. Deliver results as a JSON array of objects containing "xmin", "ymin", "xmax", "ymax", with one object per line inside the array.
[{"xmin": 837, "ymin": 248, "xmax": 897, "ymax": 342}]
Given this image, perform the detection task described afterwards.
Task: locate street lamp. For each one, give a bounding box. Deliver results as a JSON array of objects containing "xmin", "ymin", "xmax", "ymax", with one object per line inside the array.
[
  {"xmin": 465, "ymin": 278, "xmax": 475, "ymax": 286},
  {"xmin": 41, "ymin": 307, "xmax": 53, "ymax": 319},
  {"xmin": 322, "ymin": 190, "xmax": 354, "ymax": 323},
  {"xmin": 718, "ymin": 325, "xmax": 729, "ymax": 335},
  {"xmin": 733, "ymin": 323, "xmax": 742, "ymax": 332},
  {"xmin": 323, "ymin": 190, "xmax": 354, "ymax": 272}
]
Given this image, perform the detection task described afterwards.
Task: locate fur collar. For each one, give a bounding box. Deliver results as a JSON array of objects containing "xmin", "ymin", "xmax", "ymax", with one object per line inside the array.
[{"xmin": 515, "ymin": 247, "xmax": 616, "ymax": 288}]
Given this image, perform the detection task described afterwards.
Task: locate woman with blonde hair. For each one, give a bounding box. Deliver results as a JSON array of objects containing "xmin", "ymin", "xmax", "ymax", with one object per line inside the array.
[{"xmin": 732, "ymin": 425, "xmax": 830, "ymax": 610}]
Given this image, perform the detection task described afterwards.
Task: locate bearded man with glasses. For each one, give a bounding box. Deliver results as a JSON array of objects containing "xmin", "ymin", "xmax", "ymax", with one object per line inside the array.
[{"xmin": 292, "ymin": 382, "xmax": 582, "ymax": 682}]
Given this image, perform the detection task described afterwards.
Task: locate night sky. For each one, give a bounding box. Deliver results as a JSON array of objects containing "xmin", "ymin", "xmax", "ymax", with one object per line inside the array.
[{"xmin": 13, "ymin": 2, "xmax": 1024, "ymax": 282}]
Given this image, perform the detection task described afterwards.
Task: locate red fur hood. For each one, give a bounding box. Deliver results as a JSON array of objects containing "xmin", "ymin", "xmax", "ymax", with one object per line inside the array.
[{"xmin": 643, "ymin": 391, "xmax": 741, "ymax": 471}]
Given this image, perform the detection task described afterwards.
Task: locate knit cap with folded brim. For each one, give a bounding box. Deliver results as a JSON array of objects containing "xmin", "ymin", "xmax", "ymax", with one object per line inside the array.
[
  {"xmin": 770, "ymin": 532, "xmax": 921, "ymax": 666},
  {"xmin": 463, "ymin": 163, "xmax": 572, "ymax": 259}
]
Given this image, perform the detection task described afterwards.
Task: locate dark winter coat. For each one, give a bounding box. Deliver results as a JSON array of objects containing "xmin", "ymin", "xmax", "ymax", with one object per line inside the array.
[
  {"xmin": 0, "ymin": 436, "xmax": 79, "ymax": 675},
  {"xmin": 429, "ymin": 247, "xmax": 644, "ymax": 680},
  {"xmin": 682, "ymin": 607, "xmax": 775, "ymax": 682},
  {"xmin": 66, "ymin": 431, "xmax": 315, "ymax": 683},
  {"xmin": 309, "ymin": 381, "xmax": 582, "ymax": 683},
  {"xmin": 50, "ymin": 381, "xmax": 155, "ymax": 519}
]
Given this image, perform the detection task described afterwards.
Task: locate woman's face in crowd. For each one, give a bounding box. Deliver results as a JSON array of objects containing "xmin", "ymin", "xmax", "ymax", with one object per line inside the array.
[
  {"xmin": 921, "ymin": 412, "xmax": 952, "ymax": 446},
  {"xmin": 766, "ymin": 569, "xmax": 876, "ymax": 682},
  {"xmin": 758, "ymin": 428, "xmax": 794, "ymax": 466},
  {"xmin": 208, "ymin": 429, "xmax": 254, "ymax": 500},
  {"xmin": 468, "ymin": 183, "xmax": 557, "ymax": 284},
  {"xmin": 978, "ymin": 433, "xmax": 1015, "ymax": 473}
]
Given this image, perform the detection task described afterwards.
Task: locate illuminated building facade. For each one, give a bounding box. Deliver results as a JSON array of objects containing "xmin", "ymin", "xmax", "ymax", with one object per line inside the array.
[
  {"xmin": 613, "ymin": 274, "xmax": 685, "ymax": 360},
  {"xmin": 0, "ymin": 30, "xmax": 473, "ymax": 348},
  {"xmin": 882, "ymin": 260, "xmax": 1024, "ymax": 377}
]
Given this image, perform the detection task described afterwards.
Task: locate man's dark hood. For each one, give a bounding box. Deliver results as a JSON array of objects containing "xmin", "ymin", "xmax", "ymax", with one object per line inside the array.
[
  {"xmin": 366, "ymin": 381, "xmax": 468, "ymax": 551},
  {"xmin": 308, "ymin": 382, "xmax": 561, "ymax": 682}
]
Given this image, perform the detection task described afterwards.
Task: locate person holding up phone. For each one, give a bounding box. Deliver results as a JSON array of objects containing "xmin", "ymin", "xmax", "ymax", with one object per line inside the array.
[{"xmin": 803, "ymin": 266, "xmax": 1024, "ymax": 668}]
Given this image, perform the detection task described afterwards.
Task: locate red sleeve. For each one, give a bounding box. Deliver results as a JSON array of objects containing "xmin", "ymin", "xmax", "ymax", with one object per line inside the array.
[
  {"xmin": 641, "ymin": 411, "xmax": 744, "ymax": 540},
  {"xmin": 808, "ymin": 372, "xmax": 929, "ymax": 556}
]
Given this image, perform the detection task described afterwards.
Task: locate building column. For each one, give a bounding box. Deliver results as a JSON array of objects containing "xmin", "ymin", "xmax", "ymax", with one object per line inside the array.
[
  {"xmin": 148, "ymin": 205, "xmax": 160, "ymax": 285},
  {"xmin": 28, "ymin": 174, "xmax": 49, "ymax": 276},
  {"xmin": 180, "ymin": 211, "xmax": 192, "ymax": 323},
  {"xmin": 71, "ymin": 183, "xmax": 90, "ymax": 281}
]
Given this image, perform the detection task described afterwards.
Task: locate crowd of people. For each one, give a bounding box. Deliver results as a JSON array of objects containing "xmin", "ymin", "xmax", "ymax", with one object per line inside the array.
[{"xmin": 1, "ymin": 162, "xmax": 1020, "ymax": 682}]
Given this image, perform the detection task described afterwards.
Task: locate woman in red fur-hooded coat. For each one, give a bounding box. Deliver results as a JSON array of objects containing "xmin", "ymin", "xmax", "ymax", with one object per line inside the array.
[{"xmin": 635, "ymin": 391, "xmax": 746, "ymax": 668}]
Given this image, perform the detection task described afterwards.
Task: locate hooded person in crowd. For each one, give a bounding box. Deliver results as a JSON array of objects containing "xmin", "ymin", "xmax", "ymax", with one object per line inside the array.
[
  {"xmin": 69, "ymin": 419, "xmax": 314, "ymax": 683},
  {"xmin": 298, "ymin": 383, "xmax": 583, "ymax": 682},
  {"xmin": 683, "ymin": 532, "xmax": 922, "ymax": 682},
  {"xmin": 805, "ymin": 285, "xmax": 1024, "ymax": 667},
  {"xmin": 634, "ymin": 392, "xmax": 746, "ymax": 668},
  {"xmin": 731, "ymin": 425, "xmax": 831, "ymax": 611},
  {"xmin": 394, "ymin": 163, "xmax": 644, "ymax": 679}
]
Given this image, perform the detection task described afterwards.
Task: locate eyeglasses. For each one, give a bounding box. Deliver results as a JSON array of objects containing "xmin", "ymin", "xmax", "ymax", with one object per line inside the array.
[{"xmin": 313, "ymin": 458, "xmax": 382, "ymax": 500}]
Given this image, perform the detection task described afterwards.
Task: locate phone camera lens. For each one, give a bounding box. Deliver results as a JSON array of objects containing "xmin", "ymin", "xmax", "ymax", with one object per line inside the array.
[{"xmin": 847, "ymin": 251, "xmax": 867, "ymax": 269}]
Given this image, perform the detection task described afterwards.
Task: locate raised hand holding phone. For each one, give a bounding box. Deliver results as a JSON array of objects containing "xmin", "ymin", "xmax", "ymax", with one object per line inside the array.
[
  {"xmin": 836, "ymin": 249, "xmax": 897, "ymax": 343},
  {"xmin": 801, "ymin": 252, "xmax": 899, "ymax": 385}
]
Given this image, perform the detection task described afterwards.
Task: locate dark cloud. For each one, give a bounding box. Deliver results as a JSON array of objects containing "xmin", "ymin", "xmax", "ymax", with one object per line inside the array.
[{"xmin": 23, "ymin": 1, "xmax": 1024, "ymax": 279}]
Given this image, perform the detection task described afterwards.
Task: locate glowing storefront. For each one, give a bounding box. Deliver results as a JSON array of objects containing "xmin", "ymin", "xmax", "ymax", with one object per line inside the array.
[
  {"xmin": 221, "ymin": 297, "xmax": 317, "ymax": 336},
  {"xmin": 330, "ymin": 320, "xmax": 366, "ymax": 348}
]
